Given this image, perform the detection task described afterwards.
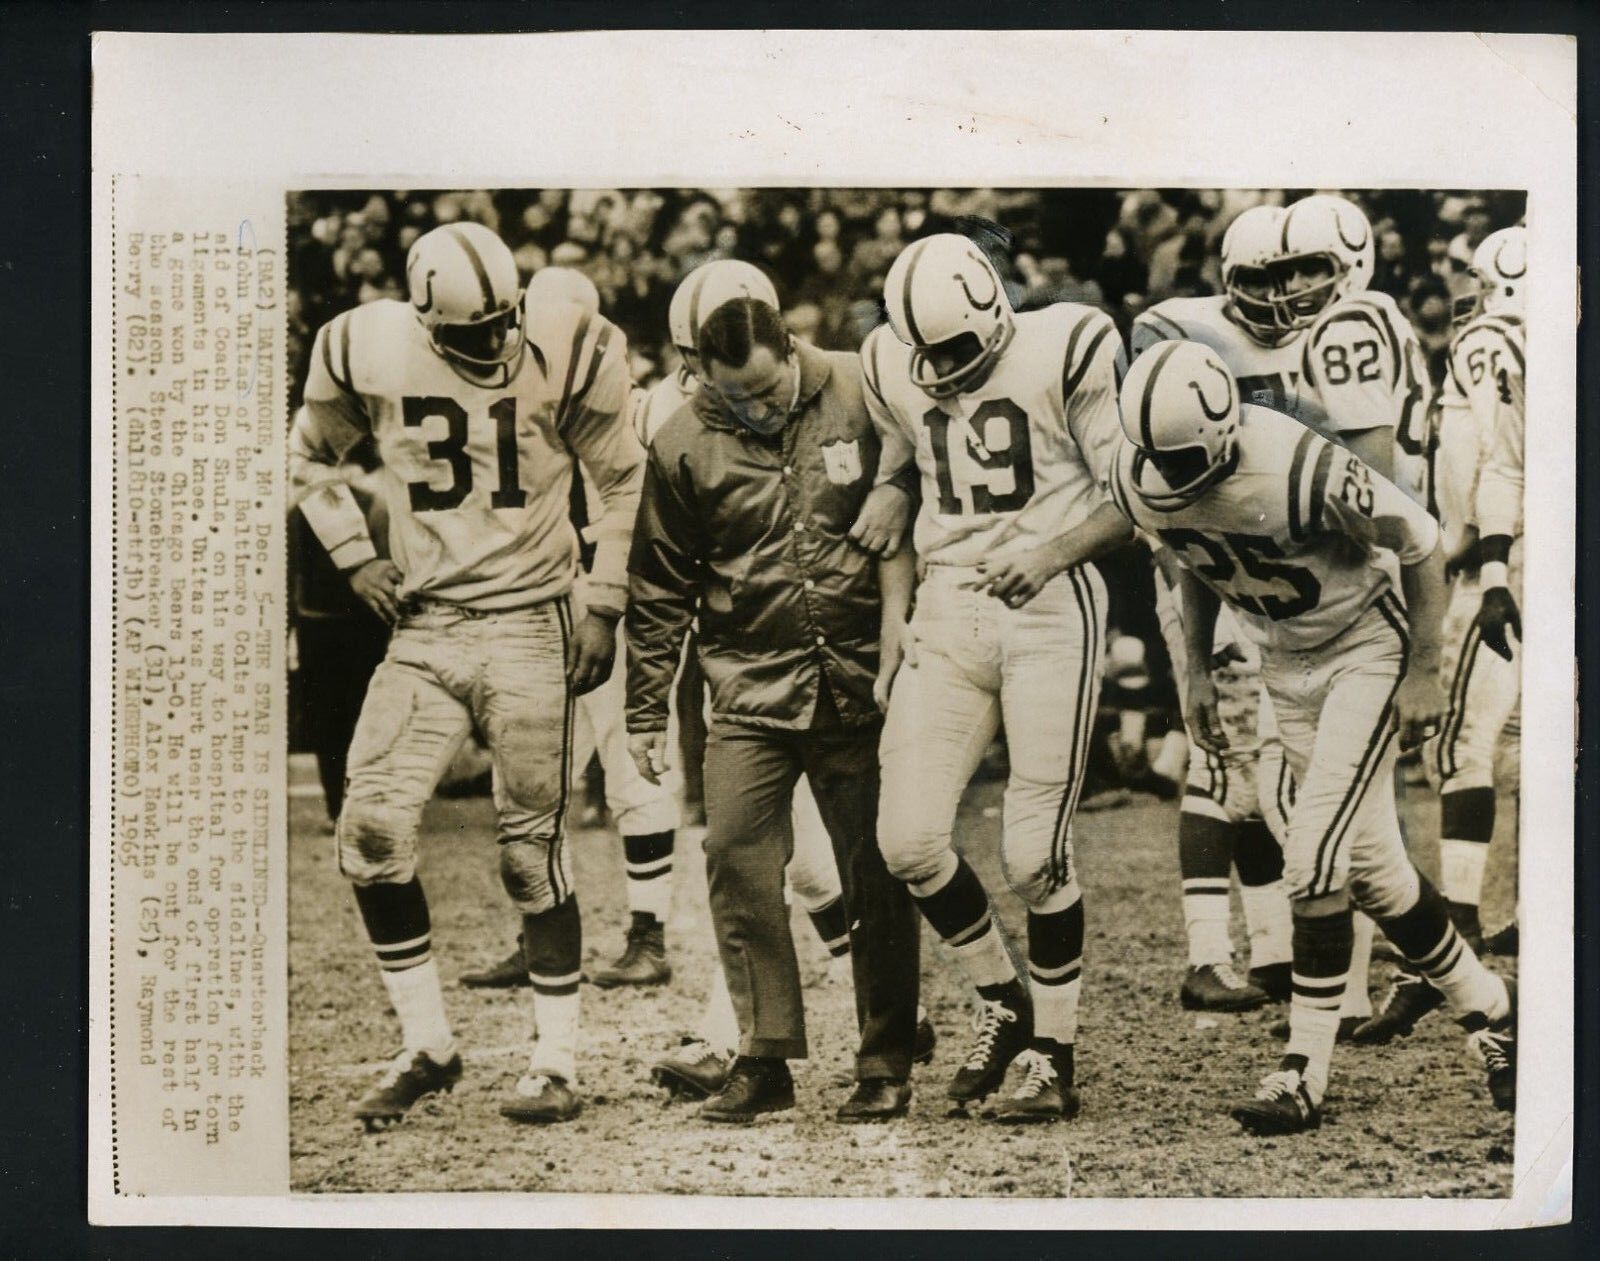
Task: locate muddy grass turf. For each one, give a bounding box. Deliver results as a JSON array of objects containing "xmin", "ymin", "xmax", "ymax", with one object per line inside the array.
[{"xmin": 289, "ymin": 767, "xmax": 1516, "ymax": 1197}]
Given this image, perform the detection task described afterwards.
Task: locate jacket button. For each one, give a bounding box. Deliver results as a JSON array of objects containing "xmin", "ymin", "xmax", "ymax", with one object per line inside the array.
[
  {"xmin": 782, "ymin": 464, "xmax": 793, "ymax": 475},
  {"xmin": 815, "ymin": 634, "xmax": 826, "ymax": 646},
  {"xmin": 794, "ymin": 520, "xmax": 807, "ymax": 533},
  {"xmin": 803, "ymin": 579, "xmax": 815, "ymax": 591}
]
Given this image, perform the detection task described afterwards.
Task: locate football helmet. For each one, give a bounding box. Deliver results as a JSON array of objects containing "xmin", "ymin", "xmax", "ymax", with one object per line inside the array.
[
  {"xmin": 883, "ymin": 232, "xmax": 1016, "ymax": 399},
  {"xmin": 406, "ymin": 222, "xmax": 524, "ymax": 375},
  {"xmin": 1219, "ymin": 204, "xmax": 1293, "ymax": 342},
  {"xmin": 1118, "ymin": 340, "xmax": 1240, "ymax": 509},
  {"xmin": 1455, "ymin": 226, "xmax": 1527, "ymax": 323},
  {"xmin": 524, "ymin": 265, "xmax": 601, "ymax": 319},
  {"xmin": 668, "ymin": 259, "xmax": 779, "ymax": 374},
  {"xmin": 1273, "ymin": 194, "xmax": 1374, "ymax": 325}
]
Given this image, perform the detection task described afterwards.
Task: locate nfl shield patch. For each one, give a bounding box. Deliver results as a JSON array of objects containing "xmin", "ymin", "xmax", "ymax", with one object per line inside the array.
[{"xmin": 821, "ymin": 438, "xmax": 863, "ymax": 485}]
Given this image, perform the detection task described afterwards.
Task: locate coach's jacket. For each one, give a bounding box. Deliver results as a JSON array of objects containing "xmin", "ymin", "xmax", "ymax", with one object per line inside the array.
[{"xmin": 625, "ymin": 338, "xmax": 884, "ymax": 734}]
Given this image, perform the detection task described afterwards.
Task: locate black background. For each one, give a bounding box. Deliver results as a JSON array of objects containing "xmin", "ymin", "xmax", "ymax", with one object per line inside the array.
[{"xmin": 1, "ymin": 2, "xmax": 1594, "ymax": 1256}]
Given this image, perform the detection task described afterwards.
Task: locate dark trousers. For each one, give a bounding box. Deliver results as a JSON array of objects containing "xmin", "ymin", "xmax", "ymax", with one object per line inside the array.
[
  {"xmin": 296, "ymin": 613, "xmax": 390, "ymax": 820},
  {"xmin": 702, "ymin": 686, "xmax": 921, "ymax": 1080}
]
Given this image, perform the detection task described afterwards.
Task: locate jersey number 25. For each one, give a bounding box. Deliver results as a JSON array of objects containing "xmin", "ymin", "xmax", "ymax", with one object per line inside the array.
[{"xmin": 1158, "ymin": 527, "xmax": 1322, "ymax": 621}]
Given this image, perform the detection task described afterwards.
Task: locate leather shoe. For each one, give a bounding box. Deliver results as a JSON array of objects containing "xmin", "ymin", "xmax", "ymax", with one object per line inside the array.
[
  {"xmin": 700, "ymin": 1057, "xmax": 794, "ymax": 1124},
  {"xmin": 835, "ymin": 1077, "xmax": 911, "ymax": 1123}
]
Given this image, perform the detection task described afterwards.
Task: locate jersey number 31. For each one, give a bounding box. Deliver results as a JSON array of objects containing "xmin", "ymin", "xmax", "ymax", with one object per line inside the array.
[{"xmin": 403, "ymin": 396, "xmax": 526, "ymax": 512}]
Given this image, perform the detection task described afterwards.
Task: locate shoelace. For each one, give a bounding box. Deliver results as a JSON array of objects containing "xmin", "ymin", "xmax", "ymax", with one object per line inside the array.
[
  {"xmin": 518, "ymin": 1073, "xmax": 553, "ymax": 1096},
  {"xmin": 1467, "ymin": 1029, "xmax": 1510, "ymax": 1072},
  {"xmin": 376, "ymin": 1048, "xmax": 418, "ymax": 1090},
  {"xmin": 1009, "ymin": 1050, "xmax": 1057, "ymax": 1099},
  {"xmin": 678, "ymin": 1039, "xmax": 722, "ymax": 1066},
  {"xmin": 963, "ymin": 1002, "xmax": 1019, "ymax": 1071},
  {"xmin": 1254, "ymin": 1069, "xmax": 1304, "ymax": 1103},
  {"xmin": 1211, "ymin": 962, "xmax": 1249, "ymax": 990}
]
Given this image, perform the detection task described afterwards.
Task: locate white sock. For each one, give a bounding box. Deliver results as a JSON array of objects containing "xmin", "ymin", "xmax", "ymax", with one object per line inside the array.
[
  {"xmin": 1031, "ymin": 977, "xmax": 1082, "ymax": 1045},
  {"xmin": 381, "ymin": 959, "xmax": 455, "ymax": 1062},
  {"xmin": 1338, "ymin": 913, "xmax": 1374, "ymax": 1020},
  {"xmin": 626, "ymin": 870, "xmax": 674, "ymax": 922},
  {"xmin": 1182, "ymin": 877, "xmax": 1233, "ymax": 967},
  {"xmin": 1415, "ymin": 926, "xmax": 1510, "ymax": 1023},
  {"xmin": 1239, "ymin": 880, "xmax": 1293, "ymax": 971},
  {"xmin": 695, "ymin": 964, "xmax": 740, "ymax": 1057},
  {"xmin": 528, "ymin": 989, "xmax": 580, "ymax": 1085},
  {"xmin": 1287, "ymin": 971, "xmax": 1348, "ymax": 1103},
  {"xmin": 911, "ymin": 863, "xmax": 1019, "ymax": 992},
  {"xmin": 1151, "ymin": 731, "xmax": 1188, "ymax": 783},
  {"xmin": 1440, "ymin": 839, "xmax": 1490, "ymax": 908}
]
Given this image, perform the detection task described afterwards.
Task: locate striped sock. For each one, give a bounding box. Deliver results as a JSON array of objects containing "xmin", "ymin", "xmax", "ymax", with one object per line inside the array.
[
  {"xmin": 911, "ymin": 854, "xmax": 1018, "ymax": 994},
  {"xmin": 353, "ymin": 880, "xmax": 454, "ymax": 1060},
  {"xmin": 1178, "ymin": 810, "xmax": 1235, "ymax": 966},
  {"xmin": 1285, "ymin": 907, "xmax": 1354, "ymax": 1103},
  {"xmin": 524, "ymin": 899, "xmax": 583, "ymax": 1084},
  {"xmin": 806, "ymin": 896, "xmax": 852, "ymax": 958},
  {"xmin": 1379, "ymin": 877, "xmax": 1509, "ymax": 1024},
  {"xmin": 1028, "ymin": 895, "xmax": 1084, "ymax": 1046},
  {"xmin": 622, "ymin": 830, "xmax": 675, "ymax": 923}
]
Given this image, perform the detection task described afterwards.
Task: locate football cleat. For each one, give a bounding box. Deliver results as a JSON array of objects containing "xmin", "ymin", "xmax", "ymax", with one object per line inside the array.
[
  {"xmin": 1350, "ymin": 974, "xmax": 1445, "ymax": 1045},
  {"xmin": 500, "ymin": 1073, "xmax": 582, "ymax": 1124},
  {"xmin": 1467, "ymin": 1026, "xmax": 1517, "ymax": 1112},
  {"xmin": 651, "ymin": 1038, "xmax": 731, "ymax": 1100},
  {"xmin": 590, "ymin": 915, "xmax": 671, "ymax": 989},
  {"xmin": 1232, "ymin": 1068, "xmax": 1321, "ymax": 1136},
  {"xmin": 352, "ymin": 1048, "xmax": 462, "ymax": 1131},
  {"xmin": 1181, "ymin": 962, "xmax": 1271, "ymax": 1012},
  {"xmin": 947, "ymin": 996, "xmax": 1033, "ymax": 1105},
  {"xmin": 1248, "ymin": 962, "xmax": 1293, "ymax": 1003},
  {"xmin": 1482, "ymin": 922, "xmax": 1519, "ymax": 957},
  {"xmin": 699, "ymin": 1057, "xmax": 795, "ymax": 1124},
  {"xmin": 913, "ymin": 1013, "xmax": 938, "ymax": 1065},
  {"xmin": 459, "ymin": 941, "xmax": 529, "ymax": 989},
  {"xmin": 992, "ymin": 1050, "xmax": 1080, "ymax": 1125}
]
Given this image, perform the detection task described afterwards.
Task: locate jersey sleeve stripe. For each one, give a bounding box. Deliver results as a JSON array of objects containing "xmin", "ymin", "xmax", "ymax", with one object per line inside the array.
[
  {"xmin": 570, "ymin": 322, "xmax": 615, "ymax": 413},
  {"xmin": 1286, "ymin": 425, "xmax": 1317, "ymax": 542},
  {"xmin": 1480, "ymin": 320, "xmax": 1527, "ymax": 375},
  {"xmin": 863, "ymin": 328, "xmax": 890, "ymax": 409},
  {"xmin": 444, "ymin": 224, "xmax": 499, "ymax": 311},
  {"xmin": 1136, "ymin": 341, "xmax": 1184, "ymax": 450},
  {"xmin": 1306, "ymin": 440, "xmax": 1336, "ymax": 534},
  {"xmin": 557, "ymin": 311, "xmax": 595, "ymax": 425},
  {"xmin": 1107, "ymin": 450, "xmax": 1134, "ymax": 519},
  {"xmin": 1144, "ymin": 310, "xmax": 1188, "ymax": 341},
  {"xmin": 1063, "ymin": 320, "xmax": 1115, "ymax": 400}
]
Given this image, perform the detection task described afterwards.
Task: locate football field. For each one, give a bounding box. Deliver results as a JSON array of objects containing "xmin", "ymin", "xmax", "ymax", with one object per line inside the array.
[{"xmin": 288, "ymin": 758, "xmax": 1516, "ymax": 1198}]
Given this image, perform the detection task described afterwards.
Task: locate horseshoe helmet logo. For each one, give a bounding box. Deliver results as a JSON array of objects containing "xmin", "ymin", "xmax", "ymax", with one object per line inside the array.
[
  {"xmin": 1495, "ymin": 239, "xmax": 1526, "ymax": 279},
  {"xmin": 955, "ymin": 253, "xmax": 1000, "ymax": 312},
  {"xmin": 1335, "ymin": 212, "xmax": 1369, "ymax": 255},
  {"xmin": 1189, "ymin": 362, "xmax": 1233, "ymax": 422},
  {"xmin": 412, "ymin": 267, "xmax": 438, "ymax": 314}
]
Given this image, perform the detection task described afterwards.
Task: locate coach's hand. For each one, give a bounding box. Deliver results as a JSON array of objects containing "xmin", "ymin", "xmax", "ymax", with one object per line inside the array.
[
  {"xmin": 567, "ymin": 612, "xmax": 618, "ymax": 697},
  {"xmin": 629, "ymin": 731, "xmax": 670, "ymax": 785},
  {"xmin": 1395, "ymin": 669, "xmax": 1446, "ymax": 753},
  {"xmin": 875, "ymin": 618, "xmax": 918, "ymax": 712},
  {"xmin": 1476, "ymin": 586, "xmax": 1522, "ymax": 662},
  {"xmin": 348, "ymin": 559, "xmax": 403, "ymax": 625},
  {"xmin": 1185, "ymin": 672, "xmax": 1228, "ymax": 754},
  {"xmin": 849, "ymin": 484, "xmax": 911, "ymax": 559}
]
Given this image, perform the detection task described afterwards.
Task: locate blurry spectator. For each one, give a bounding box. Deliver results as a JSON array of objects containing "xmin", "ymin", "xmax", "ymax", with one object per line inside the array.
[
  {"xmin": 1449, "ymin": 197, "xmax": 1493, "ymax": 268},
  {"xmin": 1118, "ymin": 189, "xmax": 1181, "ymax": 267},
  {"xmin": 1407, "ymin": 276, "xmax": 1458, "ymax": 385},
  {"xmin": 848, "ymin": 206, "xmax": 906, "ymax": 281},
  {"xmin": 1095, "ymin": 227, "xmax": 1146, "ymax": 310},
  {"xmin": 1147, "ymin": 200, "xmax": 1216, "ymax": 300},
  {"xmin": 1372, "ymin": 222, "xmax": 1418, "ymax": 301}
]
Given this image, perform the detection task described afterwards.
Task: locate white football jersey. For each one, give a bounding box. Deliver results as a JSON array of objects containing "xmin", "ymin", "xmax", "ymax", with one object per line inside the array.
[
  {"xmin": 1450, "ymin": 313, "xmax": 1525, "ymax": 542},
  {"xmin": 1107, "ymin": 404, "xmax": 1440, "ymax": 653},
  {"xmin": 1132, "ymin": 297, "xmax": 1330, "ymax": 432},
  {"xmin": 631, "ymin": 368, "xmax": 698, "ymax": 448},
  {"xmin": 863, "ymin": 303, "xmax": 1125, "ymax": 568},
  {"xmin": 292, "ymin": 298, "xmax": 643, "ymax": 612}
]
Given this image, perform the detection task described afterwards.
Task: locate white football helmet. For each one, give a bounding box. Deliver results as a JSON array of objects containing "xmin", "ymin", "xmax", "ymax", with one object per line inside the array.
[
  {"xmin": 1219, "ymin": 204, "xmax": 1293, "ymax": 341},
  {"xmin": 1274, "ymin": 194, "xmax": 1374, "ymax": 325},
  {"xmin": 1118, "ymin": 340, "xmax": 1241, "ymax": 509},
  {"xmin": 406, "ymin": 221, "xmax": 524, "ymax": 375},
  {"xmin": 524, "ymin": 265, "xmax": 601, "ymax": 319},
  {"xmin": 668, "ymin": 259, "xmax": 779, "ymax": 373},
  {"xmin": 882, "ymin": 232, "xmax": 1015, "ymax": 399},
  {"xmin": 1457, "ymin": 226, "xmax": 1527, "ymax": 322}
]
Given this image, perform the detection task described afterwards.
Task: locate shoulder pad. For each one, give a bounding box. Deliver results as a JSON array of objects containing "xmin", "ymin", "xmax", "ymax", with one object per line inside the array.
[
  {"xmin": 318, "ymin": 299, "xmax": 414, "ymax": 396},
  {"xmin": 528, "ymin": 303, "xmax": 624, "ymax": 420},
  {"xmin": 1059, "ymin": 304, "xmax": 1121, "ymax": 398}
]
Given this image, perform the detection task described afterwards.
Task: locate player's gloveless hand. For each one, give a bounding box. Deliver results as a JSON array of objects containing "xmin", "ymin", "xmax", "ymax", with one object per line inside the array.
[
  {"xmin": 974, "ymin": 547, "xmax": 1055, "ymax": 608},
  {"xmin": 567, "ymin": 613, "xmax": 618, "ymax": 696},
  {"xmin": 848, "ymin": 484, "xmax": 910, "ymax": 559},
  {"xmin": 1395, "ymin": 669, "xmax": 1446, "ymax": 752},
  {"xmin": 1476, "ymin": 587, "xmax": 1522, "ymax": 662},
  {"xmin": 1185, "ymin": 671, "xmax": 1229, "ymax": 754},
  {"xmin": 348, "ymin": 559, "xmax": 403, "ymax": 625},
  {"xmin": 874, "ymin": 618, "xmax": 918, "ymax": 712},
  {"xmin": 629, "ymin": 731, "xmax": 669, "ymax": 785}
]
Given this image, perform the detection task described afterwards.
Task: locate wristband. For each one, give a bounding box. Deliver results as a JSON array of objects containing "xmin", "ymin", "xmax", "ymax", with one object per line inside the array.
[{"xmin": 1480, "ymin": 561, "xmax": 1509, "ymax": 591}]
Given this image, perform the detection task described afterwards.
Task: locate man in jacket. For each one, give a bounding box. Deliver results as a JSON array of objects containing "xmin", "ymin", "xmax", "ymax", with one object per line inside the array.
[{"xmin": 626, "ymin": 295, "xmax": 921, "ymax": 1123}]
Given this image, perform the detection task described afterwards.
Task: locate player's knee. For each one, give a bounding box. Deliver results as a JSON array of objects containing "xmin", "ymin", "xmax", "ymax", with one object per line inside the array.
[
  {"xmin": 1350, "ymin": 862, "xmax": 1420, "ymax": 922},
  {"xmin": 494, "ymin": 752, "xmax": 561, "ymax": 817},
  {"xmin": 336, "ymin": 803, "xmax": 417, "ymax": 885},
  {"xmin": 876, "ymin": 820, "xmax": 947, "ymax": 886},
  {"xmin": 499, "ymin": 839, "xmax": 559, "ymax": 913}
]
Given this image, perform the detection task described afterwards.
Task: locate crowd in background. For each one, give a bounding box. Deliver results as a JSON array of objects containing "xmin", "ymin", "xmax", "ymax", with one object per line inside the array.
[{"xmin": 286, "ymin": 186, "xmax": 1528, "ymax": 801}]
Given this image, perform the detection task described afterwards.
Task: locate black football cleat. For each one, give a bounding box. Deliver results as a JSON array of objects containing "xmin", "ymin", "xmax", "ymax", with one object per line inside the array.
[
  {"xmin": 1465, "ymin": 980, "xmax": 1517, "ymax": 1111},
  {"xmin": 460, "ymin": 940, "xmax": 529, "ymax": 989},
  {"xmin": 500, "ymin": 1073, "xmax": 583, "ymax": 1124},
  {"xmin": 947, "ymin": 996, "xmax": 1032, "ymax": 1105},
  {"xmin": 651, "ymin": 1039, "xmax": 731, "ymax": 1100},
  {"xmin": 1181, "ymin": 963, "xmax": 1271, "ymax": 1012},
  {"xmin": 1482, "ymin": 922, "xmax": 1519, "ymax": 957},
  {"xmin": 590, "ymin": 915, "xmax": 671, "ymax": 988},
  {"xmin": 1232, "ymin": 1068, "xmax": 1321, "ymax": 1136},
  {"xmin": 834, "ymin": 1077, "xmax": 912, "ymax": 1123},
  {"xmin": 700, "ymin": 1057, "xmax": 795, "ymax": 1124},
  {"xmin": 992, "ymin": 1050, "xmax": 1081, "ymax": 1125},
  {"xmin": 913, "ymin": 1013, "xmax": 938, "ymax": 1065},
  {"xmin": 1248, "ymin": 961, "xmax": 1293, "ymax": 1002},
  {"xmin": 1351, "ymin": 974, "xmax": 1445, "ymax": 1044},
  {"xmin": 352, "ymin": 1048, "xmax": 462, "ymax": 1131}
]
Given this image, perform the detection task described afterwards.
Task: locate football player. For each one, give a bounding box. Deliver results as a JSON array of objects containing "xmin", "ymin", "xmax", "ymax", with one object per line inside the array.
[
  {"xmin": 289, "ymin": 223, "xmax": 643, "ymax": 1127},
  {"xmin": 1130, "ymin": 203, "xmax": 1324, "ymax": 1011},
  {"xmin": 1356, "ymin": 225, "xmax": 1526, "ymax": 1042},
  {"xmin": 868, "ymin": 233, "xmax": 1133, "ymax": 1122},
  {"xmin": 1110, "ymin": 341, "xmax": 1515, "ymax": 1134}
]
